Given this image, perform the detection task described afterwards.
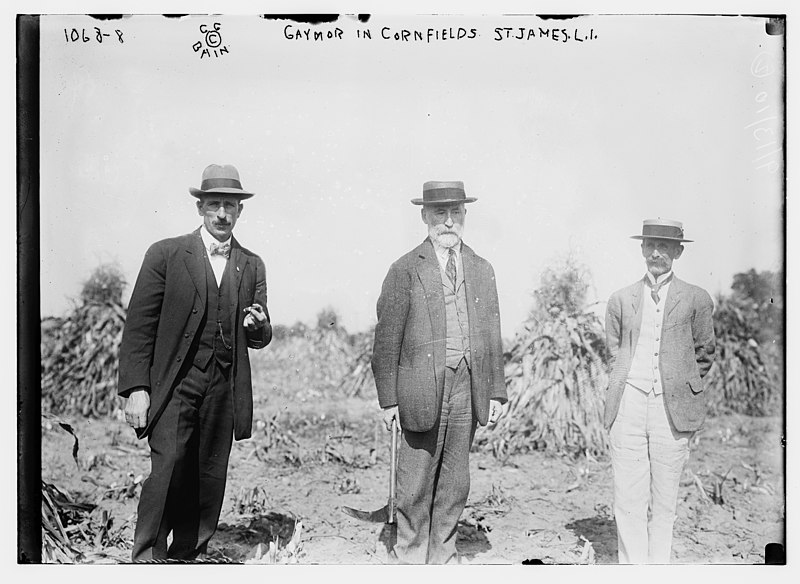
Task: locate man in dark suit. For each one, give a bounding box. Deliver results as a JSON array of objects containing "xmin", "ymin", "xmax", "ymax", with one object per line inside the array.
[
  {"xmin": 118, "ymin": 164, "xmax": 272, "ymax": 561},
  {"xmin": 372, "ymin": 181, "xmax": 507, "ymax": 564},
  {"xmin": 605, "ymin": 218, "xmax": 716, "ymax": 563}
]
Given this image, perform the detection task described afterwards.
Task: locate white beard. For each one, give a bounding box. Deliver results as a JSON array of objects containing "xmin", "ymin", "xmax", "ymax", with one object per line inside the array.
[{"xmin": 428, "ymin": 222, "xmax": 464, "ymax": 248}]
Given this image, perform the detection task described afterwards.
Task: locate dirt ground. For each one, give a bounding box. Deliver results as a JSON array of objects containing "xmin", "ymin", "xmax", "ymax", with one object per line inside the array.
[{"xmin": 41, "ymin": 368, "xmax": 785, "ymax": 566}]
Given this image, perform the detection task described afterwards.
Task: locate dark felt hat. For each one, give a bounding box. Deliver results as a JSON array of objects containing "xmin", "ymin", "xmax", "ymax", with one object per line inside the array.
[{"xmin": 189, "ymin": 164, "xmax": 254, "ymax": 199}]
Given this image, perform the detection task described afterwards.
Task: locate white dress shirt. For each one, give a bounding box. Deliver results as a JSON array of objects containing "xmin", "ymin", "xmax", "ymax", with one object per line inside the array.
[
  {"xmin": 200, "ymin": 226, "xmax": 231, "ymax": 286},
  {"xmin": 626, "ymin": 270, "xmax": 674, "ymax": 395},
  {"xmin": 430, "ymin": 239, "xmax": 462, "ymax": 283}
]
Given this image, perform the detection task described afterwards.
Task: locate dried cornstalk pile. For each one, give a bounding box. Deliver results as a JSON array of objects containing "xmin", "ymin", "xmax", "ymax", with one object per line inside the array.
[
  {"xmin": 482, "ymin": 310, "xmax": 610, "ymax": 459},
  {"xmin": 337, "ymin": 328, "xmax": 376, "ymax": 397},
  {"xmin": 705, "ymin": 296, "xmax": 781, "ymax": 416},
  {"xmin": 41, "ymin": 300, "xmax": 127, "ymax": 418},
  {"xmin": 42, "ymin": 481, "xmax": 95, "ymax": 563},
  {"xmin": 42, "ymin": 264, "xmax": 128, "ymax": 419}
]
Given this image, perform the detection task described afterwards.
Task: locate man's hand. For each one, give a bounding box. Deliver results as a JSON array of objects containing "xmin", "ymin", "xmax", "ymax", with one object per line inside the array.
[
  {"xmin": 382, "ymin": 405, "xmax": 401, "ymax": 432},
  {"xmin": 125, "ymin": 388, "xmax": 150, "ymax": 429},
  {"xmin": 243, "ymin": 304, "xmax": 267, "ymax": 331},
  {"xmin": 488, "ymin": 399, "xmax": 504, "ymax": 425}
]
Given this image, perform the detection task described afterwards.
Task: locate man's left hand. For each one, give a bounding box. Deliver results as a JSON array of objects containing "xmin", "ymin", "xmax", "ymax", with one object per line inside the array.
[
  {"xmin": 243, "ymin": 304, "xmax": 267, "ymax": 330},
  {"xmin": 488, "ymin": 399, "xmax": 504, "ymax": 425}
]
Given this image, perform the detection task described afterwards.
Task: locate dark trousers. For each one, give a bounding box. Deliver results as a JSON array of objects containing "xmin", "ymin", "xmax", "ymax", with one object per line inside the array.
[
  {"xmin": 131, "ymin": 360, "xmax": 234, "ymax": 561},
  {"xmin": 395, "ymin": 359, "xmax": 477, "ymax": 564}
]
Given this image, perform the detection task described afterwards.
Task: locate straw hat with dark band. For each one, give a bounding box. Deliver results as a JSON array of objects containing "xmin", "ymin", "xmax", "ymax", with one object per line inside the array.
[
  {"xmin": 411, "ymin": 181, "xmax": 477, "ymax": 205},
  {"xmin": 630, "ymin": 218, "xmax": 693, "ymax": 243}
]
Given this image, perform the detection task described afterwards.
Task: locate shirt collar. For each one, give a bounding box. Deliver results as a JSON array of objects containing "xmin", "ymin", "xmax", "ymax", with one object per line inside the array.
[
  {"xmin": 645, "ymin": 270, "xmax": 674, "ymax": 286},
  {"xmin": 430, "ymin": 238, "xmax": 461, "ymax": 263},
  {"xmin": 200, "ymin": 225, "xmax": 231, "ymax": 251}
]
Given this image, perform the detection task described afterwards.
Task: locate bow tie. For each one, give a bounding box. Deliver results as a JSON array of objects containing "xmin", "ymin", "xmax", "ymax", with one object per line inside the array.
[{"xmin": 209, "ymin": 242, "xmax": 231, "ymax": 258}]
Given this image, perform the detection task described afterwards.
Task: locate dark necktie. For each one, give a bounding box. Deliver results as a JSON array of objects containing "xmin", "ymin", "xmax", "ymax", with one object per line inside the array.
[
  {"xmin": 446, "ymin": 248, "xmax": 457, "ymax": 288},
  {"xmin": 648, "ymin": 274, "xmax": 672, "ymax": 304},
  {"xmin": 210, "ymin": 242, "xmax": 231, "ymax": 259}
]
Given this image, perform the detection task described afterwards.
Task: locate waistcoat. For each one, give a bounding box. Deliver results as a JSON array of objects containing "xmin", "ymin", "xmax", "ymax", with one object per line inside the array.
[
  {"xmin": 193, "ymin": 258, "xmax": 234, "ymax": 369},
  {"xmin": 440, "ymin": 266, "xmax": 471, "ymax": 369}
]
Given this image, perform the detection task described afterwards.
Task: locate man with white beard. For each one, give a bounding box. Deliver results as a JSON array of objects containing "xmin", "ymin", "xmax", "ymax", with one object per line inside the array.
[{"xmin": 371, "ymin": 181, "xmax": 507, "ymax": 563}]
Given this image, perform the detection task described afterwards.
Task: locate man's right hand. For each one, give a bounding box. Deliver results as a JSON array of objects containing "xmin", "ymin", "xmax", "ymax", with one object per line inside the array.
[
  {"xmin": 381, "ymin": 405, "xmax": 400, "ymax": 432},
  {"xmin": 125, "ymin": 388, "xmax": 150, "ymax": 429}
]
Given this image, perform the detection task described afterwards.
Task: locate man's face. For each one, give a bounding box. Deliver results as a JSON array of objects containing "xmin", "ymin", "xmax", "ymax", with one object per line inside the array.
[
  {"xmin": 421, "ymin": 203, "xmax": 466, "ymax": 248},
  {"xmin": 197, "ymin": 196, "xmax": 243, "ymax": 241},
  {"xmin": 641, "ymin": 238, "xmax": 683, "ymax": 277}
]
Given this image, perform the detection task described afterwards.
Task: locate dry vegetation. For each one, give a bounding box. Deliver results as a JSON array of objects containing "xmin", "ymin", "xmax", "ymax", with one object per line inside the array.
[{"xmin": 38, "ymin": 262, "xmax": 784, "ymax": 563}]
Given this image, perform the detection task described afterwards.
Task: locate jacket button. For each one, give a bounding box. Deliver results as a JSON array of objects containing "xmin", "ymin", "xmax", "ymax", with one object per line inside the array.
[
  {"xmin": 192, "ymin": 308, "xmax": 198, "ymax": 314},
  {"xmin": 177, "ymin": 356, "xmax": 182, "ymax": 362},
  {"xmin": 184, "ymin": 333, "xmax": 190, "ymax": 338}
]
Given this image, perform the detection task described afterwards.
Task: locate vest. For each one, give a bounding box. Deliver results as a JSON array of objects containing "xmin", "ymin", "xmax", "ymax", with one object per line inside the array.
[
  {"xmin": 440, "ymin": 264, "xmax": 471, "ymax": 369},
  {"xmin": 193, "ymin": 258, "xmax": 234, "ymax": 370},
  {"xmin": 626, "ymin": 280, "xmax": 671, "ymax": 395}
]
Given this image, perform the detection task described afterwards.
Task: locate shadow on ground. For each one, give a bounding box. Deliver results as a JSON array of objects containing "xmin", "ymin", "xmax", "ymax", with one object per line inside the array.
[
  {"xmin": 213, "ymin": 511, "xmax": 299, "ymax": 561},
  {"xmin": 456, "ymin": 519, "xmax": 492, "ymax": 560},
  {"xmin": 565, "ymin": 515, "xmax": 617, "ymax": 564}
]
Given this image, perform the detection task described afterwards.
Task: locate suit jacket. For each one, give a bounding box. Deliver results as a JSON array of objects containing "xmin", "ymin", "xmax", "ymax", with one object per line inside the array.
[
  {"xmin": 372, "ymin": 238, "xmax": 507, "ymax": 433},
  {"xmin": 118, "ymin": 228, "xmax": 271, "ymax": 441},
  {"xmin": 604, "ymin": 276, "xmax": 715, "ymax": 433}
]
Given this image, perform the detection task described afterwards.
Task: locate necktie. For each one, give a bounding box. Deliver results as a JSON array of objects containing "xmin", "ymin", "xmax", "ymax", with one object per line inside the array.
[
  {"xmin": 649, "ymin": 274, "xmax": 672, "ymax": 304},
  {"xmin": 210, "ymin": 242, "xmax": 231, "ymax": 258},
  {"xmin": 446, "ymin": 248, "xmax": 457, "ymax": 289}
]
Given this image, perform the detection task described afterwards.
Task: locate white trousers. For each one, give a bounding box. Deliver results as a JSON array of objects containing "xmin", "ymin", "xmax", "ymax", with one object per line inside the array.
[{"xmin": 609, "ymin": 387, "xmax": 693, "ymax": 564}]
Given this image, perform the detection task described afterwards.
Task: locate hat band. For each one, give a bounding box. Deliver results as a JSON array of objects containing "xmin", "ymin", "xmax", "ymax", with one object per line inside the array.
[
  {"xmin": 423, "ymin": 187, "xmax": 466, "ymax": 203},
  {"xmin": 200, "ymin": 177, "xmax": 244, "ymax": 191},
  {"xmin": 642, "ymin": 224, "xmax": 684, "ymax": 239}
]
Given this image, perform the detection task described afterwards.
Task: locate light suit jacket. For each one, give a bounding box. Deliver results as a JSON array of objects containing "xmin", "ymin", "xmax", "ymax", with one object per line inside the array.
[
  {"xmin": 118, "ymin": 228, "xmax": 272, "ymax": 440},
  {"xmin": 372, "ymin": 238, "xmax": 507, "ymax": 433},
  {"xmin": 604, "ymin": 276, "xmax": 716, "ymax": 432}
]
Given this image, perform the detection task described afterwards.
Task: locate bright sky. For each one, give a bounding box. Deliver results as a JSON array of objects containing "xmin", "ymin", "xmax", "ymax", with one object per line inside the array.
[{"xmin": 38, "ymin": 13, "xmax": 784, "ymax": 337}]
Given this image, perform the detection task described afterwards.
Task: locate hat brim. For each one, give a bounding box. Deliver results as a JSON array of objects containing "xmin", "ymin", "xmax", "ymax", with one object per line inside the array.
[
  {"xmin": 630, "ymin": 235, "xmax": 693, "ymax": 243},
  {"xmin": 190, "ymin": 187, "xmax": 254, "ymax": 200},
  {"xmin": 411, "ymin": 197, "xmax": 478, "ymax": 205}
]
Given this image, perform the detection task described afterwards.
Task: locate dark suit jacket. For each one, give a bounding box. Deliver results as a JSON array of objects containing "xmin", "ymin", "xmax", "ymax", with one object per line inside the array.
[
  {"xmin": 372, "ymin": 238, "xmax": 507, "ymax": 433},
  {"xmin": 605, "ymin": 276, "xmax": 715, "ymax": 433},
  {"xmin": 118, "ymin": 228, "xmax": 271, "ymax": 440}
]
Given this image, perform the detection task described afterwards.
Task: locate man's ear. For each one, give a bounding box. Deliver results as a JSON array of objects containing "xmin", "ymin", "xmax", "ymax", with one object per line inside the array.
[
  {"xmin": 674, "ymin": 244, "xmax": 684, "ymax": 259},
  {"xmin": 238, "ymin": 202, "xmax": 244, "ymax": 215},
  {"xmin": 196, "ymin": 200, "xmax": 203, "ymax": 215},
  {"xmin": 420, "ymin": 207, "xmax": 428, "ymax": 225}
]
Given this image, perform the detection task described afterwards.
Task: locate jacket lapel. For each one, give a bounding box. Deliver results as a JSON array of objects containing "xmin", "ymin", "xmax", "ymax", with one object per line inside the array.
[
  {"xmin": 183, "ymin": 228, "xmax": 207, "ymax": 310},
  {"xmin": 230, "ymin": 237, "xmax": 248, "ymax": 295},
  {"xmin": 631, "ymin": 279, "xmax": 643, "ymax": 314},
  {"xmin": 664, "ymin": 275, "xmax": 684, "ymax": 320},
  {"xmin": 461, "ymin": 243, "xmax": 478, "ymax": 346},
  {"xmin": 416, "ymin": 239, "xmax": 445, "ymax": 364},
  {"xmin": 629, "ymin": 279, "xmax": 645, "ymax": 351},
  {"xmin": 229, "ymin": 238, "xmax": 249, "ymax": 339}
]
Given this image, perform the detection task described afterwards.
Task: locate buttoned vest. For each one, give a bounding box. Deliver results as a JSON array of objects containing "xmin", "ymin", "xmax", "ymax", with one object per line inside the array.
[
  {"xmin": 441, "ymin": 266, "xmax": 471, "ymax": 369},
  {"xmin": 193, "ymin": 259, "xmax": 234, "ymax": 369}
]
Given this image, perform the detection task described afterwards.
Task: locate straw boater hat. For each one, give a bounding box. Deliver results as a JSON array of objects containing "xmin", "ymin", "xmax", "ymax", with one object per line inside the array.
[
  {"xmin": 411, "ymin": 181, "xmax": 477, "ymax": 205},
  {"xmin": 630, "ymin": 218, "xmax": 693, "ymax": 243},
  {"xmin": 189, "ymin": 164, "xmax": 254, "ymax": 199}
]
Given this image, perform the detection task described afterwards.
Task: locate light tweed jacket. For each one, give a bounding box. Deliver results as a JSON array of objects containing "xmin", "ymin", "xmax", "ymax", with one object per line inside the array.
[
  {"xmin": 372, "ymin": 239, "xmax": 507, "ymax": 433},
  {"xmin": 604, "ymin": 276, "xmax": 716, "ymax": 433}
]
